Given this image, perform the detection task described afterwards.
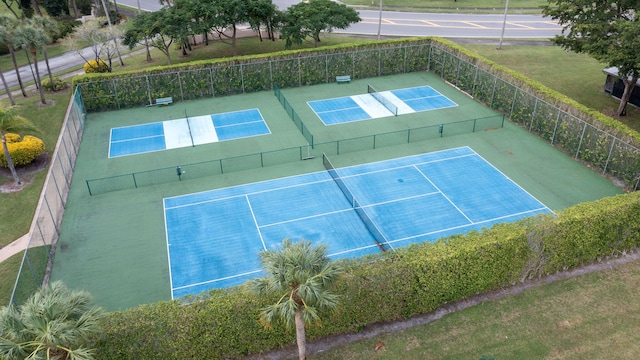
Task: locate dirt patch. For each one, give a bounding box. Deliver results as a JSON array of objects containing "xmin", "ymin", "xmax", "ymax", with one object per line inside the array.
[{"xmin": 0, "ymin": 153, "xmax": 49, "ymax": 193}]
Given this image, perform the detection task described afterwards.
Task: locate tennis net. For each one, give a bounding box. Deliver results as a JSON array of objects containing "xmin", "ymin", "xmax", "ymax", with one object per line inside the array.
[
  {"xmin": 367, "ymin": 84, "xmax": 398, "ymax": 116},
  {"xmin": 322, "ymin": 153, "xmax": 389, "ymax": 252}
]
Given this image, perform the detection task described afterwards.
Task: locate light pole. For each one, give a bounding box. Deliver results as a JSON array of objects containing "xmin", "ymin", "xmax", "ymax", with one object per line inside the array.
[
  {"xmin": 377, "ymin": 0, "xmax": 383, "ymax": 40},
  {"xmin": 497, "ymin": 0, "xmax": 509, "ymax": 50}
]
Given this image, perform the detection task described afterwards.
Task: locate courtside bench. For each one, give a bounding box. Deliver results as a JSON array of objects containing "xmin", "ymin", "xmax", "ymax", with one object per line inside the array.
[
  {"xmin": 155, "ymin": 97, "xmax": 173, "ymax": 106},
  {"xmin": 336, "ymin": 75, "xmax": 351, "ymax": 84}
]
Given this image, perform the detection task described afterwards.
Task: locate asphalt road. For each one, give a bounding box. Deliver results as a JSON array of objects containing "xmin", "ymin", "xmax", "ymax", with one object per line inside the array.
[{"xmin": 1, "ymin": 2, "xmax": 561, "ymax": 90}]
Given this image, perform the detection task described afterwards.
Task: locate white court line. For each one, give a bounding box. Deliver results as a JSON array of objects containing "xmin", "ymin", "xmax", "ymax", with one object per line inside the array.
[
  {"xmin": 467, "ymin": 148, "xmax": 555, "ymax": 215},
  {"xmin": 246, "ymin": 194, "xmax": 268, "ymax": 251},
  {"xmin": 337, "ymin": 153, "xmax": 476, "ymax": 179},
  {"xmin": 163, "ymin": 200, "xmax": 176, "ymax": 299},
  {"xmin": 259, "ymin": 207, "xmax": 354, "ymax": 228},
  {"xmin": 215, "ymin": 119, "xmax": 266, "ymax": 129},
  {"xmin": 172, "ymin": 269, "xmax": 263, "ymax": 291},
  {"xmin": 315, "ymin": 105, "xmax": 363, "ymax": 115},
  {"xmin": 110, "ymin": 134, "xmax": 163, "ymax": 143},
  {"xmin": 164, "ymin": 177, "xmax": 336, "ymax": 210},
  {"xmin": 387, "ymin": 207, "xmax": 550, "ymax": 246},
  {"xmin": 413, "ymin": 164, "xmax": 474, "ymax": 224}
]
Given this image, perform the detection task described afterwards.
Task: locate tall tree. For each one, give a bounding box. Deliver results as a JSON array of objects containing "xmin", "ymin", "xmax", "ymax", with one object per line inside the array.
[
  {"xmin": 123, "ymin": 7, "xmax": 189, "ymax": 65},
  {"xmin": 0, "ymin": 15, "xmax": 27, "ymax": 97},
  {"xmin": 64, "ymin": 18, "xmax": 124, "ymax": 72},
  {"xmin": 0, "ymin": 106, "xmax": 37, "ymax": 184},
  {"xmin": 542, "ymin": 0, "xmax": 640, "ymax": 116},
  {"xmin": 281, "ymin": 0, "xmax": 360, "ymax": 49},
  {"xmin": 208, "ymin": 0, "xmax": 250, "ymax": 56},
  {"xmin": 247, "ymin": 239, "xmax": 342, "ymax": 360},
  {"xmin": 29, "ymin": 16, "xmax": 60, "ymax": 91},
  {"xmin": 0, "ymin": 24, "xmax": 16, "ymax": 105},
  {"xmin": 0, "ymin": 281, "xmax": 105, "ymax": 360},
  {"xmin": 13, "ymin": 20, "xmax": 51, "ymax": 104},
  {"xmin": 247, "ymin": 0, "xmax": 280, "ymax": 42}
]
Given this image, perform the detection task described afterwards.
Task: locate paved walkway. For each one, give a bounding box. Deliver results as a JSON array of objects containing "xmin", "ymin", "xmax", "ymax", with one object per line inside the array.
[{"xmin": 0, "ymin": 234, "xmax": 31, "ymax": 263}]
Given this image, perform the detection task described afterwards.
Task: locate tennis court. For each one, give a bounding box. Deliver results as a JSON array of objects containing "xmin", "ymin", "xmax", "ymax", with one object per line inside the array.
[
  {"xmin": 109, "ymin": 109, "xmax": 269, "ymax": 157},
  {"xmin": 164, "ymin": 146, "xmax": 552, "ymax": 298},
  {"xmin": 307, "ymin": 85, "xmax": 457, "ymax": 125},
  {"xmin": 52, "ymin": 72, "xmax": 624, "ymax": 310}
]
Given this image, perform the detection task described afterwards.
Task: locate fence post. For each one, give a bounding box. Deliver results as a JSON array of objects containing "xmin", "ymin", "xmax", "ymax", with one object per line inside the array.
[
  {"xmin": 550, "ymin": 110, "xmax": 561, "ymax": 145},
  {"xmin": 575, "ymin": 122, "xmax": 588, "ymax": 159},
  {"xmin": 602, "ymin": 137, "xmax": 617, "ymax": 176}
]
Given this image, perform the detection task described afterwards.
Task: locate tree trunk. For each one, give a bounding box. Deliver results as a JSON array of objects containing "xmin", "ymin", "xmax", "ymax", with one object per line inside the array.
[
  {"xmin": 71, "ymin": 0, "xmax": 79, "ymax": 18},
  {"xmin": 294, "ymin": 310, "xmax": 306, "ymax": 360},
  {"xmin": 31, "ymin": 49, "xmax": 46, "ymax": 105},
  {"xmin": 43, "ymin": 47, "xmax": 56, "ymax": 91},
  {"xmin": 30, "ymin": 0, "xmax": 42, "ymax": 15},
  {"xmin": 1, "ymin": 135, "xmax": 20, "ymax": 184},
  {"xmin": 144, "ymin": 37, "xmax": 152, "ymax": 62},
  {"xmin": 0, "ymin": 66, "xmax": 16, "ymax": 106},
  {"xmin": 9, "ymin": 46, "xmax": 27, "ymax": 97},
  {"xmin": 231, "ymin": 25, "xmax": 237, "ymax": 56},
  {"xmin": 313, "ymin": 32, "xmax": 320, "ymax": 47},
  {"xmin": 616, "ymin": 77, "xmax": 638, "ymax": 116}
]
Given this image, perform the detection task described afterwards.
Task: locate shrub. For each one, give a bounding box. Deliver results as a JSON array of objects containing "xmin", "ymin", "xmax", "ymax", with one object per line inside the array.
[
  {"xmin": 0, "ymin": 134, "xmax": 46, "ymax": 167},
  {"xmin": 55, "ymin": 19, "xmax": 82, "ymax": 41},
  {"xmin": 84, "ymin": 59, "xmax": 109, "ymax": 74},
  {"xmin": 41, "ymin": 76, "xmax": 68, "ymax": 91}
]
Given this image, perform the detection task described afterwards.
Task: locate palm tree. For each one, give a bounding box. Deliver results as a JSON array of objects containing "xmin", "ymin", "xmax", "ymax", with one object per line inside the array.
[
  {"xmin": 0, "ymin": 23, "xmax": 15, "ymax": 106},
  {"xmin": 0, "ymin": 281, "xmax": 105, "ymax": 360},
  {"xmin": 0, "ymin": 15, "xmax": 27, "ymax": 98},
  {"xmin": 247, "ymin": 238, "xmax": 342, "ymax": 360},
  {"xmin": 29, "ymin": 16, "xmax": 60, "ymax": 92},
  {"xmin": 0, "ymin": 106, "xmax": 39, "ymax": 185},
  {"xmin": 13, "ymin": 20, "xmax": 51, "ymax": 105}
]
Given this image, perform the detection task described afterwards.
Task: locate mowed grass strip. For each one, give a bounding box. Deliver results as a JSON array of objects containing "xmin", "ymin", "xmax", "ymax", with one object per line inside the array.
[
  {"xmin": 462, "ymin": 44, "xmax": 640, "ymax": 133},
  {"xmin": 311, "ymin": 258, "xmax": 640, "ymax": 359}
]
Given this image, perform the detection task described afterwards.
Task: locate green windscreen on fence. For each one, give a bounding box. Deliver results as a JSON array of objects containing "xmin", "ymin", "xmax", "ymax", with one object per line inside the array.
[{"xmin": 85, "ymin": 115, "xmax": 504, "ymax": 196}]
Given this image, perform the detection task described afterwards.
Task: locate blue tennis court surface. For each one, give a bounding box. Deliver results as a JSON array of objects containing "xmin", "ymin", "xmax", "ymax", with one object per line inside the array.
[
  {"xmin": 164, "ymin": 146, "xmax": 552, "ymax": 299},
  {"xmin": 109, "ymin": 109, "xmax": 270, "ymax": 157},
  {"xmin": 308, "ymin": 85, "xmax": 457, "ymax": 125}
]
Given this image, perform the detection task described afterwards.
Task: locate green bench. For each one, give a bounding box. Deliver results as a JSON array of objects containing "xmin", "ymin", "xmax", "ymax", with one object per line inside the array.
[
  {"xmin": 155, "ymin": 97, "xmax": 173, "ymax": 106},
  {"xmin": 336, "ymin": 75, "xmax": 351, "ymax": 84}
]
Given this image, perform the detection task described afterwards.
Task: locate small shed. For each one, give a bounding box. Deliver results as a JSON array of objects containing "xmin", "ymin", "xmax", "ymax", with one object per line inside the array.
[{"xmin": 602, "ymin": 67, "xmax": 640, "ymax": 107}]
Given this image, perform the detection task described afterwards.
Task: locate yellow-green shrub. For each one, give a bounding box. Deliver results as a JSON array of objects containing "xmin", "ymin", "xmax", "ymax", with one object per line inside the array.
[
  {"xmin": 83, "ymin": 59, "xmax": 109, "ymax": 73},
  {"xmin": 41, "ymin": 76, "xmax": 68, "ymax": 91},
  {"xmin": 0, "ymin": 133, "xmax": 45, "ymax": 167}
]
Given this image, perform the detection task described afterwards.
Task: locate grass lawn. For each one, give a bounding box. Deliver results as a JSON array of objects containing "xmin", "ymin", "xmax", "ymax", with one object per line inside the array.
[
  {"xmin": 109, "ymin": 35, "xmax": 373, "ymax": 72},
  {"xmin": 310, "ymin": 258, "xmax": 640, "ymax": 359},
  {"xmin": 464, "ymin": 43, "xmax": 640, "ymax": 133}
]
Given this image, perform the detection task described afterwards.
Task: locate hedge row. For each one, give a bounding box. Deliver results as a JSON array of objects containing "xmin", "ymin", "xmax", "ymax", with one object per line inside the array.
[{"xmin": 91, "ymin": 192, "xmax": 640, "ymax": 359}]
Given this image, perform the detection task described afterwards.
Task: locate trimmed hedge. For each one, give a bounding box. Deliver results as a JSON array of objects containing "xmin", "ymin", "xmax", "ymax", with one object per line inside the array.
[
  {"xmin": 0, "ymin": 134, "xmax": 45, "ymax": 167},
  {"xmin": 92, "ymin": 192, "xmax": 640, "ymax": 359}
]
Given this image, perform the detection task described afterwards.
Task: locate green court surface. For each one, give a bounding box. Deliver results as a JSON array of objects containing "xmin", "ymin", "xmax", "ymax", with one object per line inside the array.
[{"xmin": 52, "ymin": 72, "xmax": 623, "ymax": 311}]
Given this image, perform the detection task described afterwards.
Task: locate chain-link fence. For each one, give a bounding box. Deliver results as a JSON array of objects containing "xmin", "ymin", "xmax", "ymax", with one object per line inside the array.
[
  {"xmin": 85, "ymin": 114, "xmax": 504, "ymax": 196},
  {"xmin": 9, "ymin": 88, "xmax": 86, "ymax": 305}
]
